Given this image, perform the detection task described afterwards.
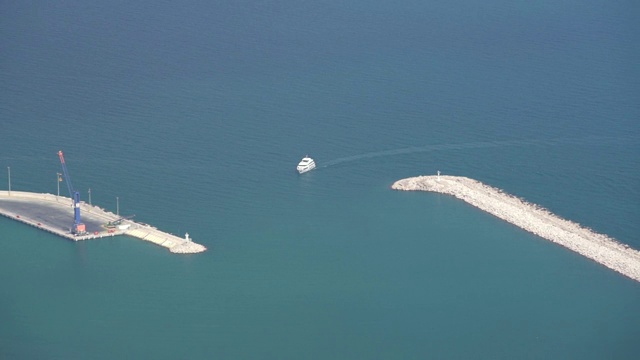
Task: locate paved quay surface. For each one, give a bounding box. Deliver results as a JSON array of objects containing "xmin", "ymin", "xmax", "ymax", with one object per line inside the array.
[
  {"xmin": 0, "ymin": 190, "xmax": 206, "ymax": 254},
  {"xmin": 392, "ymin": 175, "xmax": 640, "ymax": 283}
]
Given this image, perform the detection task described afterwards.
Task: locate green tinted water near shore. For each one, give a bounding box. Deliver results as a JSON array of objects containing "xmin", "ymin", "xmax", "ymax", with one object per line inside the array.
[{"xmin": 1, "ymin": 0, "xmax": 639, "ymax": 358}]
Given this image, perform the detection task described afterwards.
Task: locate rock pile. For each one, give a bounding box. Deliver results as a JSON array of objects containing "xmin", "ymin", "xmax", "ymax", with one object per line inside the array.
[
  {"xmin": 392, "ymin": 175, "xmax": 640, "ymax": 282},
  {"xmin": 170, "ymin": 241, "xmax": 207, "ymax": 254}
]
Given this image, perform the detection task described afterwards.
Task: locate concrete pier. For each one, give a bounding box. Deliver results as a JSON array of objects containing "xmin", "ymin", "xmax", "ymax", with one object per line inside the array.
[
  {"xmin": 0, "ymin": 190, "xmax": 206, "ymax": 254},
  {"xmin": 392, "ymin": 175, "xmax": 640, "ymax": 282}
]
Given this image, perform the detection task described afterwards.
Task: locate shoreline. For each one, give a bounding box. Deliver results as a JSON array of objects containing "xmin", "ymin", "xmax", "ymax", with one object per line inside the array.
[{"xmin": 392, "ymin": 175, "xmax": 640, "ymax": 282}]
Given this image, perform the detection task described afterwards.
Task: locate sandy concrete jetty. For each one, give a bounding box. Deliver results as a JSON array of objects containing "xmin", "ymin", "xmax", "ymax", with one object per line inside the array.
[
  {"xmin": 0, "ymin": 190, "xmax": 206, "ymax": 254},
  {"xmin": 392, "ymin": 175, "xmax": 640, "ymax": 282}
]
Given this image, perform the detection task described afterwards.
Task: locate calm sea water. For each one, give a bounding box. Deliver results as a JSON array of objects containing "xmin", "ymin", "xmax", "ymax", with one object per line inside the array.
[{"xmin": 1, "ymin": 0, "xmax": 639, "ymax": 358}]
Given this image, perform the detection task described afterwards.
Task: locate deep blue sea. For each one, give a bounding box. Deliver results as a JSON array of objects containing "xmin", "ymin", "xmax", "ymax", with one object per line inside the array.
[{"xmin": 1, "ymin": 0, "xmax": 639, "ymax": 358}]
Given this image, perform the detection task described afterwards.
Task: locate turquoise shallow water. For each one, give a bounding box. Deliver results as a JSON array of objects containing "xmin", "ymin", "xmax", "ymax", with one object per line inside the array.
[{"xmin": 1, "ymin": 0, "xmax": 639, "ymax": 358}]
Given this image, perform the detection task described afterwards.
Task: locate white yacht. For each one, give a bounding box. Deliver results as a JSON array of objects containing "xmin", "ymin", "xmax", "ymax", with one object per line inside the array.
[{"xmin": 296, "ymin": 156, "xmax": 316, "ymax": 174}]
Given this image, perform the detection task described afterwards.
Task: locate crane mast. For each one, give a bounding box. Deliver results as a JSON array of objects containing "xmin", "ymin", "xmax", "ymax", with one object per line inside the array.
[{"xmin": 58, "ymin": 151, "xmax": 86, "ymax": 235}]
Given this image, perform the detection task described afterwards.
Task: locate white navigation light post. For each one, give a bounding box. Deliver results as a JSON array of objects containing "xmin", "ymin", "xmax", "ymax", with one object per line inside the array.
[
  {"xmin": 116, "ymin": 196, "xmax": 119, "ymax": 216},
  {"xmin": 88, "ymin": 188, "xmax": 92, "ymax": 206},
  {"xmin": 437, "ymin": 170, "xmax": 440, "ymax": 181},
  {"xmin": 7, "ymin": 167, "xmax": 11, "ymax": 196}
]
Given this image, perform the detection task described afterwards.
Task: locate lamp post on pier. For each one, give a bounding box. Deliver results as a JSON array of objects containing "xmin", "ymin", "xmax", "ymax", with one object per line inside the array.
[
  {"xmin": 56, "ymin": 172, "xmax": 62, "ymax": 201},
  {"xmin": 116, "ymin": 196, "xmax": 119, "ymax": 216},
  {"xmin": 7, "ymin": 167, "xmax": 10, "ymax": 196},
  {"xmin": 88, "ymin": 188, "xmax": 92, "ymax": 206}
]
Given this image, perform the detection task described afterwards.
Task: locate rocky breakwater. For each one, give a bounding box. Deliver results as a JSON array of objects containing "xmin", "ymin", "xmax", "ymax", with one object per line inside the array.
[
  {"xmin": 170, "ymin": 240, "xmax": 207, "ymax": 254},
  {"xmin": 392, "ymin": 175, "xmax": 640, "ymax": 283},
  {"xmin": 124, "ymin": 225, "xmax": 208, "ymax": 254},
  {"xmin": 169, "ymin": 232, "xmax": 207, "ymax": 254}
]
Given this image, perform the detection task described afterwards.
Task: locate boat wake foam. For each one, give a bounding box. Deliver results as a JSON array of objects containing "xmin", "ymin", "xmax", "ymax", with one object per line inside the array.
[{"xmin": 321, "ymin": 135, "xmax": 638, "ymax": 168}]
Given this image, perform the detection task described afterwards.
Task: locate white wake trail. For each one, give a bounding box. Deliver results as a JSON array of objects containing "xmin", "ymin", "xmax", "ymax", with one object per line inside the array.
[{"xmin": 320, "ymin": 135, "xmax": 637, "ymax": 168}]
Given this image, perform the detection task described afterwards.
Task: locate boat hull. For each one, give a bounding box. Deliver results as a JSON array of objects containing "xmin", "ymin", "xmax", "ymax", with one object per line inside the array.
[{"xmin": 297, "ymin": 163, "xmax": 316, "ymax": 174}]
